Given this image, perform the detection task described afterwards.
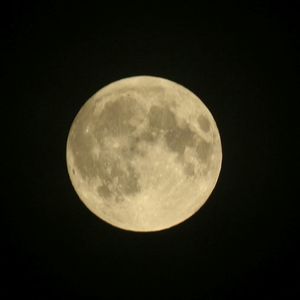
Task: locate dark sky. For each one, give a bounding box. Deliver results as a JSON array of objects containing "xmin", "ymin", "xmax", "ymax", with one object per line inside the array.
[{"xmin": 3, "ymin": 2, "xmax": 299, "ymax": 299}]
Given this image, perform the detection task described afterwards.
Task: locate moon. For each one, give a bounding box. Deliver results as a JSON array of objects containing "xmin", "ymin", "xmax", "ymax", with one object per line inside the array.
[{"xmin": 66, "ymin": 76, "xmax": 222, "ymax": 232}]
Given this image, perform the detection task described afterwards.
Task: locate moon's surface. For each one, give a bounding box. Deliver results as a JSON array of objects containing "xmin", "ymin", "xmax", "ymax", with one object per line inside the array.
[{"xmin": 66, "ymin": 76, "xmax": 222, "ymax": 232}]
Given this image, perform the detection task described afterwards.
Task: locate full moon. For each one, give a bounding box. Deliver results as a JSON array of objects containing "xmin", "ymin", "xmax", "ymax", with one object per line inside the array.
[{"xmin": 66, "ymin": 76, "xmax": 222, "ymax": 232}]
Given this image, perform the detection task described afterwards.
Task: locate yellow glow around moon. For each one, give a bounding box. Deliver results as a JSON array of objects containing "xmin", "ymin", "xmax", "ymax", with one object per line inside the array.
[{"xmin": 66, "ymin": 76, "xmax": 222, "ymax": 232}]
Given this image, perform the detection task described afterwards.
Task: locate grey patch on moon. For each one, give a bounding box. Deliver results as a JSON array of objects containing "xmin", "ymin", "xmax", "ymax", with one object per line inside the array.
[
  {"xmin": 183, "ymin": 162, "xmax": 195, "ymax": 177},
  {"xmin": 148, "ymin": 105, "xmax": 177, "ymax": 131},
  {"xmin": 97, "ymin": 184, "xmax": 111, "ymax": 198},
  {"xmin": 198, "ymin": 114, "xmax": 211, "ymax": 132},
  {"xmin": 196, "ymin": 139, "xmax": 212, "ymax": 162},
  {"xmin": 147, "ymin": 105, "xmax": 198, "ymax": 156},
  {"xmin": 96, "ymin": 159, "xmax": 141, "ymax": 201},
  {"xmin": 165, "ymin": 125, "xmax": 196, "ymax": 156},
  {"xmin": 93, "ymin": 95, "xmax": 143, "ymax": 138}
]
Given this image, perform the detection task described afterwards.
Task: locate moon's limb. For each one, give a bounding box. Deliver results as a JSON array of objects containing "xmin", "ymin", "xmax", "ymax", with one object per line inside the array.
[{"xmin": 66, "ymin": 76, "xmax": 222, "ymax": 231}]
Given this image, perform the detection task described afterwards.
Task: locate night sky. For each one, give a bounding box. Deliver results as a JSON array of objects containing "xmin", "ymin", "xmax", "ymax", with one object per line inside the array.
[{"xmin": 3, "ymin": 2, "xmax": 299, "ymax": 299}]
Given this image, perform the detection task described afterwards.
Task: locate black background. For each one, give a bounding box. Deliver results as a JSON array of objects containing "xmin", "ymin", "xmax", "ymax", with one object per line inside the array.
[{"xmin": 3, "ymin": 1, "xmax": 299, "ymax": 299}]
